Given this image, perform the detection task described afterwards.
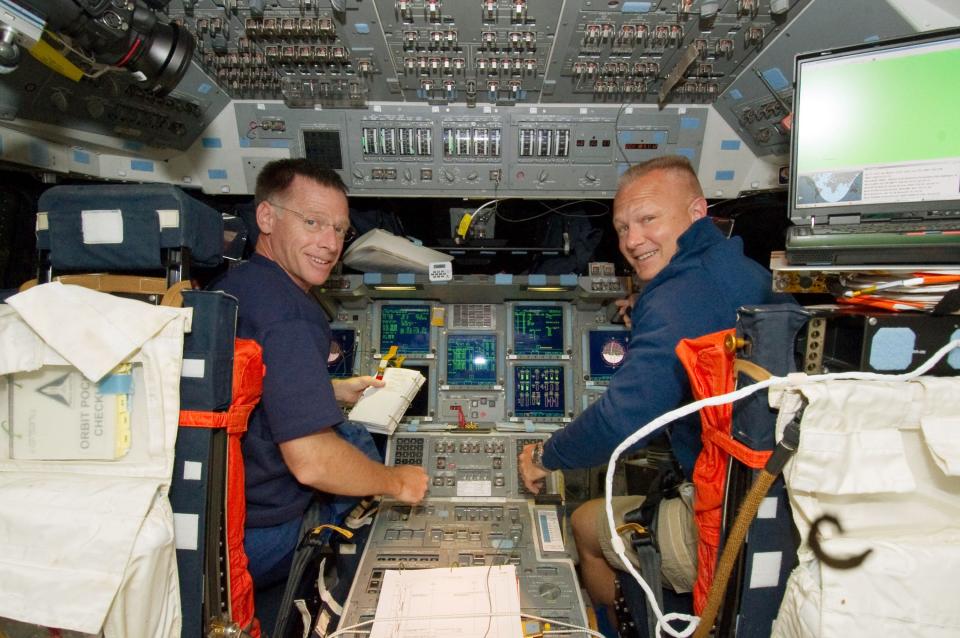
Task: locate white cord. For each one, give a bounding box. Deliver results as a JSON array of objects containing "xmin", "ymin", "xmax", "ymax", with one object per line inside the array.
[
  {"xmin": 604, "ymin": 338, "xmax": 960, "ymax": 638},
  {"xmin": 328, "ymin": 610, "xmax": 605, "ymax": 637},
  {"xmin": 473, "ymin": 199, "xmax": 500, "ymax": 217},
  {"xmin": 460, "ymin": 198, "xmax": 502, "ymax": 237}
]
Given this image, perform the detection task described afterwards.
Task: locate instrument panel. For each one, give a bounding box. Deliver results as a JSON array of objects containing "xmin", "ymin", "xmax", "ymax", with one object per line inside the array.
[
  {"xmin": 323, "ymin": 273, "xmax": 630, "ymax": 429},
  {"xmin": 328, "ymin": 275, "xmax": 623, "ymax": 636},
  {"xmin": 339, "ymin": 431, "xmax": 590, "ymax": 636}
]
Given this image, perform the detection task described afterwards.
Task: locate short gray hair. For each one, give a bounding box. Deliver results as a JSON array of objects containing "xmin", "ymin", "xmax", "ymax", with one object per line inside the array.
[
  {"xmin": 618, "ymin": 155, "xmax": 704, "ymax": 198},
  {"xmin": 255, "ymin": 158, "xmax": 348, "ymax": 206}
]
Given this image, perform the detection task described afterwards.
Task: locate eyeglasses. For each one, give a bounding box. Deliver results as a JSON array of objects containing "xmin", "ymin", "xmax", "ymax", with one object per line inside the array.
[{"xmin": 268, "ymin": 201, "xmax": 357, "ymax": 241}]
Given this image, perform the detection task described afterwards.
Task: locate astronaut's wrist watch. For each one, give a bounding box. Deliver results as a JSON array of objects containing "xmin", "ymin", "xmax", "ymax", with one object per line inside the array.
[{"xmin": 531, "ymin": 441, "xmax": 547, "ymax": 471}]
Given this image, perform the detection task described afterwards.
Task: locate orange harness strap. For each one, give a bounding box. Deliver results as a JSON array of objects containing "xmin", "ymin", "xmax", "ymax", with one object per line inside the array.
[
  {"xmin": 676, "ymin": 329, "xmax": 770, "ymax": 615},
  {"xmin": 179, "ymin": 338, "xmax": 265, "ymax": 637}
]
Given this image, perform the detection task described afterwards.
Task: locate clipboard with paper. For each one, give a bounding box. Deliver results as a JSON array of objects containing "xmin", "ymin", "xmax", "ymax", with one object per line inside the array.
[{"xmin": 348, "ymin": 366, "xmax": 425, "ymax": 435}]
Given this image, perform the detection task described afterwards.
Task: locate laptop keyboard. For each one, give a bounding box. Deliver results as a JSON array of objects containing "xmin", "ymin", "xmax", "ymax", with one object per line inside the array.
[
  {"xmin": 786, "ymin": 218, "xmax": 960, "ymax": 265},
  {"xmin": 794, "ymin": 219, "xmax": 960, "ymax": 236}
]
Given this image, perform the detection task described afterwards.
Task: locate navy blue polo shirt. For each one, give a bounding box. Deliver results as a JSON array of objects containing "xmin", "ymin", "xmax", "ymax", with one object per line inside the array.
[{"xmin": 213, "ymin": 254, "xmax": 344, "ymax": 527}]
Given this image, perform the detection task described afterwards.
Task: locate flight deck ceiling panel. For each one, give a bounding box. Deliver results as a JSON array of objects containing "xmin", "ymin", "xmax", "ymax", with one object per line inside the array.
[
  {"xmin": 713, "ymin": 0, "xmax": 915, "ymax": 159},
  {"xmin": 2, "ymin": 0, "xmax": 953, "ymax": 195},
  {"xmin": 163, "ymin": 0, "xmax": 814, "ymax": 108}
]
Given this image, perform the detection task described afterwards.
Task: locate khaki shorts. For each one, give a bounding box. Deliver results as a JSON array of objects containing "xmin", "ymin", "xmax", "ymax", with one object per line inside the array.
[{"xmin": 596, "ymin": 482, "xmax": 698, "ymax": 593}]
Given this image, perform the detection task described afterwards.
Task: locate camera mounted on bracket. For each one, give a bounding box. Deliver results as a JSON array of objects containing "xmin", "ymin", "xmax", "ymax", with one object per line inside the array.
[{"xmin": 0, "ymin": 0, "xmax": 194, "ymax": 95}]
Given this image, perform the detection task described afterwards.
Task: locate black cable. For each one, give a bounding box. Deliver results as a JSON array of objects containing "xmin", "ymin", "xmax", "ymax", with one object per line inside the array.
[{"xmin": 496, "ymin": 199, "xmax": 610, "ymax": 224}]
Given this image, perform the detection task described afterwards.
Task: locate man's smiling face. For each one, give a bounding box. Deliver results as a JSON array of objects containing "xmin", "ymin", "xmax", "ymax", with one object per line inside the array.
[
  {"xmin": 255, "ymin": 174, "xmax": 350, "ymax": 291},
  {"xmin": 613, "ymin": 168, "xmax": 705, "ymax": 282}
]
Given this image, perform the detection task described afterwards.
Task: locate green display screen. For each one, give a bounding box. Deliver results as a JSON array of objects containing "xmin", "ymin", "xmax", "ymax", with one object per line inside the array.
[{"xmin": 792, "ymin": 34, "xmax": 960, "ymax": 212}]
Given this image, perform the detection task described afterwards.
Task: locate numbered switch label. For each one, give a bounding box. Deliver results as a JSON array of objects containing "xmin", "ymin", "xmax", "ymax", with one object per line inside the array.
[{"xmin": 429, "ymin": 261, "xmax": 453, "ymax": 282}]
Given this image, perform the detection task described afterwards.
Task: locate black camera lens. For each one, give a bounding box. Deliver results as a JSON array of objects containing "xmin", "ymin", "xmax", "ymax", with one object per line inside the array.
[
  {"xmin": 127, "ymin": 20, "xmax": 194, "ymax": 95},
  {"xmin": 37, "ymin": 0, "xmax": 195, "ymax": 96}
]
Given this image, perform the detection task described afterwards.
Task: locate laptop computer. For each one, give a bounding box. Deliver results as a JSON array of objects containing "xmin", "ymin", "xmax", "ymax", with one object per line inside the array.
[{"xmin": 784, "ymin": 28, "xmax": 960, "ymax": 266}]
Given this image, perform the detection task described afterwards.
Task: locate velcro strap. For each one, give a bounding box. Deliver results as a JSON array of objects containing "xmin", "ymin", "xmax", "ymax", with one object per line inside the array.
[
  {"xmin": 293, "ymin": 599, "xmax": 312, "ymax": 638},
  {"xmin": 179, "ymin": 406, "xmax": 254, "ymax": 431},
  {"xmin": 634, "ymin": 543, "xmax": 664, "ymax": 638},
  {"xmin": 316, "ymin": 557, "xmax": 344, "ymax": 617}
]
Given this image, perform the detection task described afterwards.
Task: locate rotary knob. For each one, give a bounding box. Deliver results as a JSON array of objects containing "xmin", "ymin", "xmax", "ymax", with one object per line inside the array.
[
  {"xmin": 86, "ymin": 97, "xmax": 105, "ymax": 118},
  {"xmin": 50, "ymin": 89, "xmax": 69, "ymax": 113},
  {"xmin": 538, "ymin": 583, "xmax": 561, "ymax": 601}
]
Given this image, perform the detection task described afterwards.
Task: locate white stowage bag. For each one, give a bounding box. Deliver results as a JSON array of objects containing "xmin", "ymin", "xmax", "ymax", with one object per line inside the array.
[
  {"xmin": 769, "ymin": 377, "xmax": 960, "ymax": 638},
  {"xmin": 0, "ymin": 282, "xmax": 191, "ymax": 637}
]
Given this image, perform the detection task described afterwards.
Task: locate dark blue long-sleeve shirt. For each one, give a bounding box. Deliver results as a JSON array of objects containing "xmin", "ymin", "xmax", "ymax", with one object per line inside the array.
[{"xmin": 542, "ymin": 218, "xmax": 792, "ymax": 477}]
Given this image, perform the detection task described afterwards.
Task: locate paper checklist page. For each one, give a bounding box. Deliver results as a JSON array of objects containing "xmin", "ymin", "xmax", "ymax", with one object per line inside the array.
[
  {"xmin": 368, "ymin": 565, "xmax": 523, "ymax": 638},
  {"xmin": 348, "ymin": 367, "xmax": 425, "ymax": 435}
]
